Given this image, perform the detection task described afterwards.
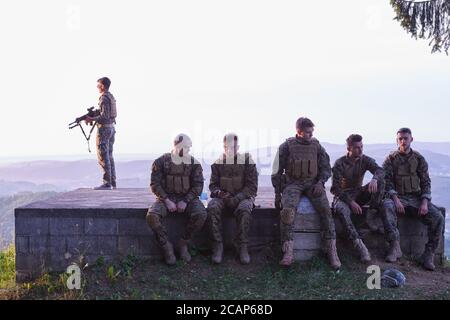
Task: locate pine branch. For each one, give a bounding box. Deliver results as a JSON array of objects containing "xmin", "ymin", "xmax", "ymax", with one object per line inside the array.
[{"xmin": 391, "ymin": 0, "xmax": 450, "ymax": 54}]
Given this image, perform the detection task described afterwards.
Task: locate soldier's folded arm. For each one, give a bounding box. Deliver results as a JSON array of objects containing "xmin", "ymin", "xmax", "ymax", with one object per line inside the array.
[
  {"xmin": 417, "ymin": 154, "xmax": 432, "ymax": 201},
  {"xmin": 150, "ymin": 158, "xmax": 168, "ymax": 200},
  {"xmin": 316, "ymin": 145, "xmax": 332, "ymax": 185},
  {"xmin": 271, "ymin": 142, "xmax": 288, "ymax": 194},
  {"xmin": 183, "ymin": 163, "xmax": 204, "ymax": 203}
]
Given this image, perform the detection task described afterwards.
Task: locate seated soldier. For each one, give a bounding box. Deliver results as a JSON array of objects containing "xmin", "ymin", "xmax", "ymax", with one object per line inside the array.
[
  {"xmin": 382, "ymin": 128, "xmax": 445, "ymax": 271},
  {"xmin": 331, "ymin": 134, "xmax": 397, "ymax": 262},
  {"xmin": 271, "ymin": 117, "xmax": 341, "ymax": 270},
  {"xmin": 146, "ymin": 134, "xmax": 207, "ymax": 265},
  {"xmin": 207, "ymin": 133, "xmax": 258, "ymax": 265}
]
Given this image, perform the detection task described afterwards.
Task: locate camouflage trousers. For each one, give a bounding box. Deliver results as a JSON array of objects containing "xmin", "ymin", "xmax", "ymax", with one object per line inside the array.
[
  {"xmin": 207, "ymin": 197, "xmax": 254, "ymax": 245},
  {"xmin": 280, "ymin": 182, "xmax": 336, "ymax": 242},
  {"xmin": 146, "ymin": 197, "xmax": 207, "ymax": 246},
  {"xmin": 383, "ymin": 195, "xmax": 444, "ymax": 251},
  {"xmin": 333, "ymin": 181, "xmax": 399, "ymax": 241},
  {"xmin": 96, "ymin": 126, "xmax": 116, "ymax": 186}
]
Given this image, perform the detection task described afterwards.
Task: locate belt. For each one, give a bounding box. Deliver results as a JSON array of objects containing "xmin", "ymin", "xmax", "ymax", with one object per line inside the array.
[{"xmin": 97, "ymin": 123, "xmax": 115, "ymax": 128}]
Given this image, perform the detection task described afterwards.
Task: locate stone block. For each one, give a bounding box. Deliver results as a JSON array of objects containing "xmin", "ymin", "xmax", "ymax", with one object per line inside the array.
[
  {"xmin": 85, "ymin": 218, "xmax": 118, "ymax": 235},
  {"xmin": 50, "ymin": 218, "xmax": 84, "ymax": 235}
]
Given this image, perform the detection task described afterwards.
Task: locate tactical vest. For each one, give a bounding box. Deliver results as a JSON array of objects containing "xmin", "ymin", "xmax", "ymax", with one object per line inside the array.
[
  {"xmin": 392, "ymin": 152, "xmax": 421, "ymax": 195},
  {"xmin": 285, "ymin": 138, "xmax": 319, "ymax": 180},
  {"xmin": 217, "ymin": 154, "xmax": 248, "ymax": 194},
  {"xmin": 102, "ymin": 92, "xmax": 117, "ymax": 121},
  {"xmin": 163, "ymin": 154, "xmax": 193, "ymax": 195},
  {"xmin": 340, "ymin": 159, "xmax": 364, "ymax": 190}
]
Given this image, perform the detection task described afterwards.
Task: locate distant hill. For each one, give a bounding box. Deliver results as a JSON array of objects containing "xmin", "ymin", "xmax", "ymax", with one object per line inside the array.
[
  {"xmin": 0, "ymin": 142, "xmax": 448, "ymax": 253},
  {"xmin": 0, "ymin": 191, "xmax": 58, "ymax": 250},
  {"xmin": 0, "ymin": 141, "xmax": 449, "ymax": 188}
]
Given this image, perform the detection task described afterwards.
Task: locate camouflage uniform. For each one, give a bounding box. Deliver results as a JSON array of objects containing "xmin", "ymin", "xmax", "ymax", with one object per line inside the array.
[
  {"xmin": 95, "ymin": 92, "xmax": 117, "ymax": 187},
  {"xmin": 271, "ymin": 136, "xmax": 336, "ymax": 242},
  {"xmin": 207, "ymin": 153, "xmax": 258, "ymax": 246},
  {"xmin": 146, "ymin": 153, "xmax": 207, "ymax": 246},
  {"xmin": 331, "ymin": 154, "xmax": 396, "ymax": 241},
  {"xmin": 382, "ymin": 149, "xmax": 444, "ymax": 252}
]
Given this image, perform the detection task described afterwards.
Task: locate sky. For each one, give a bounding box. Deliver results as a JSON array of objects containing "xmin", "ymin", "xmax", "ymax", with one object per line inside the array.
[{"xmin": 1, "ymin": 0, "xmax": 449, "ymax": 160}]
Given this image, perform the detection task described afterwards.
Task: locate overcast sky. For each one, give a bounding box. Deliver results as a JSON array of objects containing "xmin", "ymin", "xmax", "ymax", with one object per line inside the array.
[{"xmin": 1, "ymin": 0, "xmax": 449, "ymax": 160}]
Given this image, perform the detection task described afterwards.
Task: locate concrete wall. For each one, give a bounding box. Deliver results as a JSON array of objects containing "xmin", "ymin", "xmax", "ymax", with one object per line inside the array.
[{"xmin": 14, "ymin": 189, "xmax": 446, "ymax": 282}]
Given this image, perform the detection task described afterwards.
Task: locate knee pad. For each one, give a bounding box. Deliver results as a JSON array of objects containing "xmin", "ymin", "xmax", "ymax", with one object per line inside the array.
[
  {"xmin": 146, "ymin": 213, "xmax": 162, "ymax": 228},
  {"xmin": 280, "ymin": 208, "xmax": 296, "ymax": 225}
]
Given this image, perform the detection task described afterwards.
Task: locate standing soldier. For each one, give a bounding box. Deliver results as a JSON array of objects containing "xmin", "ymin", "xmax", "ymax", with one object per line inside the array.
[
  {"xmin": 146, "ymin": 134, "xmax": 207, "ymax": 265},
  {"xmin": 207, "ymin": 133, "xmax": 258, "ymax": 265},
  {"xmin": 382, "ymin": 128, "xmax": 444, "ymax": 271},
  {"xmin": 271, "ymin": 117, "xmax": 341, "ymax": 270},
  {"xmin": 331, "ymin": 134, "xmax": 394, "ymax": 263},
  {"xmin": 85, "ymin": 77, "xmax": 117, "ymax": 190}
]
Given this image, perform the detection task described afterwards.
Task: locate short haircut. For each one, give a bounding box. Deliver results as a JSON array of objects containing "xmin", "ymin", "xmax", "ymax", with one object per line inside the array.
[
  {"xmin": 174, "ymin": 133, "xmax": 190, "ymax": 146},
  {"xmin": 397, "ymin": 127, "xmax": 412, "ymax": 135},
  {"xmin": 296, "ymin": 117, "xmax": 315, "ymax": 131},
  {"xmin": 223, "ymin": 133, "xmax": 238, "ymax": 143},
  {"xmin": 97, "ymin": 77, "xmax": 111, "ymax": 90},
  {"xmin": 346, "ymin": 134, "xmax": 363, "ymax": 147}
]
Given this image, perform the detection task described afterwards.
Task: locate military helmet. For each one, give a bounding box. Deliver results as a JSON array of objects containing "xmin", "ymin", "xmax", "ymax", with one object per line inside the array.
[{"xmin": 381, "ymin": 269, "xmax": 406, "ymax": 288}]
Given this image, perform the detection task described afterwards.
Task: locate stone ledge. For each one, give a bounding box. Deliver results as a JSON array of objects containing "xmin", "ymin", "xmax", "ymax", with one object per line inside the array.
[{"xmin": 14, "ymin": 188, "xmax": 446, "ymax": 282}]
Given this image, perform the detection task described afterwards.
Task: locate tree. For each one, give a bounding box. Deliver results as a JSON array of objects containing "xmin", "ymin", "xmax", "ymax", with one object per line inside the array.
[{"xmin": 391, "ymin": 0, "xmax": 450, "ymax": 54}]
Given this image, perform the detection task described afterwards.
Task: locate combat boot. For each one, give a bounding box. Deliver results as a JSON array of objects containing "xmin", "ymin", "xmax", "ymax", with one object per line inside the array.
[
  {"xmin": 385, "ymin": 240, "xmax": 402, "ymax": 263},
  {"xmin": 93, "ymin": 183, "xmax": 112, "ymax": 190},
  {"xmin": 211, "ymin": 242, "xmax": 223, "ymax": 264},
  {"xmin": 324, "ymin": 239, "xmax": 341, "ymax": 270},
  {"xmin": 353, "ymin": 238, "xmax": 371, "ymax": 263},
  {"xmin": 421, "ymin": 247, "xmax": 436, "ymax": 271},
  {"xmin": 239, "ymin": 244, "xmax": 251, "ymax": 265},
  {"xmin": 161, "ymin": 241, "xmax": 176, "ymax": 265},
  {"xmin": 279, "ymin": 240, "xmax": 294, "ymax": 266},
  {"xmin": 178, "ymin": 239, "xmax": 192, "ymax": 263}
]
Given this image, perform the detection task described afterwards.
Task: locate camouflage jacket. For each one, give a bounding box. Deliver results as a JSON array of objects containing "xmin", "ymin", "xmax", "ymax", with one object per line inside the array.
[
  {"xmin": 150, "ymin": 153, "xmax": 204, "ymax": 203},
  {"xmin": 209, "ymin": 152, "xmax": 258, "ymax": 201},
  {"xmin": 271, "ymin": 136, "xmax": 331, "ymax": 194},
  {"xmin": 331, "ymin": 154, "xmax": 384, "ymax": 204},
  {"xmin": 382, "ymin": 149, "xmax": 432, "ymax": 201}
]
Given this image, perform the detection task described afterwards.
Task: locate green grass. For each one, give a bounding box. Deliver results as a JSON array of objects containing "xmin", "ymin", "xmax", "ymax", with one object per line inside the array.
[
  {"xmin": 1, "ymin": 249, "xmax": 450, "ymax": 300},
  {"xmin": 0, "ymin": 245, "xmax": 15, "ymax": 289}
]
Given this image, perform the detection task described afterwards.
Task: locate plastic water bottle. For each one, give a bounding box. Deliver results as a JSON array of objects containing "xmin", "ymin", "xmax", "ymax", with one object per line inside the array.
[{"xmin": 200, "ymin": 192, "xmax": 208, "ymax": 207}]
